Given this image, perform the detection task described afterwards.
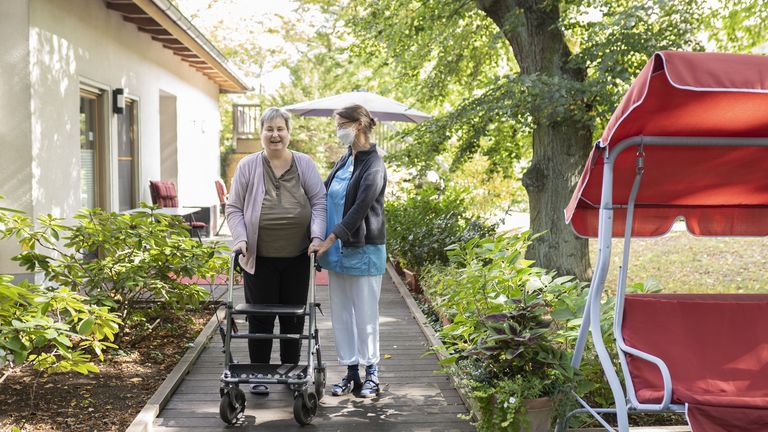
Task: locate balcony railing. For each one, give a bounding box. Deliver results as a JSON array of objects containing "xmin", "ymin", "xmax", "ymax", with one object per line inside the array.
[{"xmin": 233, "ymin": 104, "xmax": 260, "ymax": 139}]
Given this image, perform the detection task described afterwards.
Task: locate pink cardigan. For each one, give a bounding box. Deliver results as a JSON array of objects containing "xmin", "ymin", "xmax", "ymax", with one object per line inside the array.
[{"xmin": 225, "ymin": 151, "xmax": 326, "ymax": 274}]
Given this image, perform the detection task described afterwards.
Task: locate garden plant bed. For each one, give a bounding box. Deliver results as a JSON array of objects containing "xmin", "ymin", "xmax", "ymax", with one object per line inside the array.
[
  {"xmin": 390, "ymin": 261, "xmax": 690, "ymax": 430},
  {"xmin": 0, "ymin": 306, "xmax": 215, "ymax": 432}
]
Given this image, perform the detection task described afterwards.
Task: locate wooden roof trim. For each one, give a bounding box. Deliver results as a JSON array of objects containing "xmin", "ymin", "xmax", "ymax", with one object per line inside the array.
[
  {"xmin": 121, "ymin": 16, "xmax": 163, "ymax": 27},
  {"xmin": 138, "ymin": 27, "xmax": 173, "ymax": 36},
  {"xmin": 172, "ymin": 51, "xmax": 200, "ymax": 59},
  {"xmin": 131, "ymin": 0, "xmax": 249, "ymax": 92},
  {"xmin": 151, "ymin": 35, "xmax": 183, "ymax": 44},
  {"xmin": 105, "ymin": 0, "xmax": 249, "ymax": 92},
  {"xmin": 106, "ymin": 2, "xmax": 145, "ymax": 15}
]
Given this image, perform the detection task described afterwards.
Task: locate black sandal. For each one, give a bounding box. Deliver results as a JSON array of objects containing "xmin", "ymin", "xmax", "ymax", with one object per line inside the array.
[
  {"xmin": 359, "ymin": 376, "xmax": 380, "ymax": 398},
  {"xmin": 331, "ymin": 375, "xmax": 361, "ymax": 396}
]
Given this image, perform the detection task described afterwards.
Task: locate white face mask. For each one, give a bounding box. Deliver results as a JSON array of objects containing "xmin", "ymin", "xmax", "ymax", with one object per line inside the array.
[{"xmin": 336, "ymin": 127, "xmax": 356, "ymax": 146}]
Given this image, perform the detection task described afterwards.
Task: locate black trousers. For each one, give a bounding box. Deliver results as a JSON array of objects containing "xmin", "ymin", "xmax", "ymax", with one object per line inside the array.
[{"xmin": 243, "ymin": 253, "xmax": 310, "ymax": 364}]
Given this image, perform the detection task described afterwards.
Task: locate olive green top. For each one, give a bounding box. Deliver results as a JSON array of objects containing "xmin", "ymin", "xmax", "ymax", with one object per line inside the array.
[{"xmin": 256, "ymin": 156, "xmax": 311, "ymax": 257}]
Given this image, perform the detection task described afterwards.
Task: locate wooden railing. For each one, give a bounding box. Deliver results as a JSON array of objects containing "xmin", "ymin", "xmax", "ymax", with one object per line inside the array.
[{"xmin": 233, "ymin": 104, "xmax": 259, "ymax": 139}]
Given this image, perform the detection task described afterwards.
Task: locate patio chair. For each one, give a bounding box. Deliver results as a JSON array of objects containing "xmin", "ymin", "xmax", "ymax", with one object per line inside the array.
[
  {"xmin": 214, "ymin": 178, "xmax": 228, "ymax": 236},
  {"xmin": 148, "ymin": 180, "xmax": 207, "ymax": 243}
]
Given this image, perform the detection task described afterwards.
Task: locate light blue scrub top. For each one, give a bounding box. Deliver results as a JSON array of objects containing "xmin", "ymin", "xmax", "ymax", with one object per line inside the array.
[{"xmin": 319, "ymin": 157, "xmax": 386, "ymax": 276}]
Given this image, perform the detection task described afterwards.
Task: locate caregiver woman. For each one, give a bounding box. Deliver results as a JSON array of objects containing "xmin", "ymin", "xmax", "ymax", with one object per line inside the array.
[{"xmin": 312, "ymin": 104, "xmax": 387, "ymax": 398}]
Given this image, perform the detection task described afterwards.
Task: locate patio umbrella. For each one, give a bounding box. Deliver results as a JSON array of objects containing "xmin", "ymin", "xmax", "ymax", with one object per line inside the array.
[{"xmin": 283, "ymin": 90, "xmax": 431, "ymax": 123}]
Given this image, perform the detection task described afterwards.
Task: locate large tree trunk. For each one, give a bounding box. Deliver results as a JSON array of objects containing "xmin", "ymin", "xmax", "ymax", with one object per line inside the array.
[
  {"xmin": 476, "ymin": 0, "xmax": 593, "ymax": 280},
  {"xmin": 524, "ymin": 125, "xmax": 592, "ymax": 280}
]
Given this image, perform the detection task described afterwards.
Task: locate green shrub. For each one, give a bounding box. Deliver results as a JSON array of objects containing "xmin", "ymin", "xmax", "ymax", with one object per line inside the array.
[
  {"xmin": 385, "ymin": 184, "xmax": 496, "ymax": 272},
  {"xmin": 421, "ymin": 233, "xmax": 589, "ymax": 431},
  {"xmin": 1, "ymin": 206, "xmax": 228, "ymax": 338},
  {"xmin": 0, "ymin": 274, "xmax": 120, "ymax": 374}
]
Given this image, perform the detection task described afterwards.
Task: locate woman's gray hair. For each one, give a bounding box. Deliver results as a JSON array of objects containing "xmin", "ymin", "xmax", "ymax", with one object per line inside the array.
[{"xmin": 260, "ymin": 107, "xmax": 292, "ymax": 131}]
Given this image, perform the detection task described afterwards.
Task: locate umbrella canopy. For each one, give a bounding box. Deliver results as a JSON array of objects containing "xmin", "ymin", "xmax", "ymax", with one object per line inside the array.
[
  {"xmin": 283, "ymin": 90, "xmax": 431, "ymax": 123},
  {"xmin": 565, "ymin": 51, "xmax": 768, "ymax": 237}
]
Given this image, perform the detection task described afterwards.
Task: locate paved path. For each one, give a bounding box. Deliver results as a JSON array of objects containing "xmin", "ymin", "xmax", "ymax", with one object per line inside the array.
[{"xmin": 151, "ymin": 271, "xmax": 476, "ymax": 431}]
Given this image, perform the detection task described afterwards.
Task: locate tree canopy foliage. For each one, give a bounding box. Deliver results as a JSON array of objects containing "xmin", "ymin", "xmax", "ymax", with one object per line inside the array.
[
  {"xmin": 180, "ymin": 0, "xmax": 768, "ymax": 278},
  {"xmin": 325, "ymin": 0, "xmax": 768, "ymax": 278},
  {"xmin": 339, "ymin": 0, "xmax": 715, "ymax": 175}
]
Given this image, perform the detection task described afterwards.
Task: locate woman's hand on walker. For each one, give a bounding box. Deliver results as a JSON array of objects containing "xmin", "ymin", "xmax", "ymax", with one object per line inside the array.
[
  {"xmin": 233, "ymin": 240, "xmax": 247, "ymax": 254},
  {"xmin": 314, "ymin": 233, "xmax": 337, "ymax": 256},
  {"xmin": 307, "ymin": 237, "xmax": 323, "ymax": 255}
]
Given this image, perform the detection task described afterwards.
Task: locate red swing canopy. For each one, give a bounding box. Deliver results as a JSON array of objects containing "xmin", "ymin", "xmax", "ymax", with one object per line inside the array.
[{"xmin": 565, "ymin": 51, "xmax": 768, "ymax": 237}]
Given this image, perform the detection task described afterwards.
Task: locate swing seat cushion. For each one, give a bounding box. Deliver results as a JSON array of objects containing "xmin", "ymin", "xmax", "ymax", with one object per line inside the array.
[{"xmin": 623, "ymin": 294, "xmax": 768, "ymax": 430}]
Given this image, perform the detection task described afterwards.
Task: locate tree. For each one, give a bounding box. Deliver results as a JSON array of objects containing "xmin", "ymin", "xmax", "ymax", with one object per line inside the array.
[{"xmin": 337, "ymin": 0, "xmax": 766, "ymax": 280}]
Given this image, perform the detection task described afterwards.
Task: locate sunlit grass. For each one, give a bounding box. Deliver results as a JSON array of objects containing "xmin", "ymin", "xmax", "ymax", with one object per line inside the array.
[{"xmin": 590, "ymin": 231, "xmax": 768, "ymax": 294}]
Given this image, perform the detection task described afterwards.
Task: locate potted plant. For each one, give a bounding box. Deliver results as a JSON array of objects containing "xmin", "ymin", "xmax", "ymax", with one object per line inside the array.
[
  {"xmin": 425, "ymin": 234, "xmax": 587, "ymax": 431},
  {"xmin": 459, "ymin": 298, "xmax": 578, "ymax": 431}
]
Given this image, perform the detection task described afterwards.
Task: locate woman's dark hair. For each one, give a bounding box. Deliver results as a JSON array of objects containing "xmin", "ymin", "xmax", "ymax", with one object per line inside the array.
[{"xmin": 334, "ymin": 104, "xmax": 376, "ymax": 136}]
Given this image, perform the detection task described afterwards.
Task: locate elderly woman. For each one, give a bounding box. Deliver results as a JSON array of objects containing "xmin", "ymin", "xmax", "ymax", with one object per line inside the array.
[
  {"xmin": 312, "ymin": 104, "xmax": 387, "ymax": 398},
  {"xmin": 226, "ymin": 107, "xmax": 326, "ymax": 395}
]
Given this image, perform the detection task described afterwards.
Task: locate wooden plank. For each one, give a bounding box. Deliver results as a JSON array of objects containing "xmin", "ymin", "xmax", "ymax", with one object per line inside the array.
[
  {"xmin": 139, "ymin": 27, "xmax": 173, "ymax": 36},
  {"xmin": 172, "ymin": 51, "xmax": 201, "ymax": 59},
  {"xmin": 162, "ymin": 44, "xmax": 193, "ymax": 52},
  {"xmin": 385, "ymin": 262, "xmax": 481, "ymax": 421},
  {"xmin": 105, "ymin": 1, "xmax": 146, "ymax": 15},
  {"xmin": 163, "ymin": 394, "xmax": 468, "ymax": 409},
  {"xmin": 125, "ymin": 306, "xmax": 221, "ymax": 432},
  {"xmin": 148, "ymin": 271, "xmax": 475, "ymax": 430},
  {"xmin": 151, "ymin": 35, "xmax": 183, "ymax": 44},
  {"xmin": 155, "ymin": 412, "xmax": 468, "ymax": 427},
  {"xmin": 121, "ymin": 16, "xmax": 162, "ymax": 27},
  {"xmin": 174, "ymin": 376, "xmax": 454, "ymax": 392},
  {"xmin": 161, "ymin": 404, "xmax": 469, "ymax": 418},
  {"xmin": 151, "ymin": 422, "xmax": 476, "ymax": 432}
]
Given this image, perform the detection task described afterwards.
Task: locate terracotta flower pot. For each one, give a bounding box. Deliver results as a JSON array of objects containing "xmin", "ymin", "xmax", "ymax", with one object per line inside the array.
[
  {"xmin": 403, "ymin": 269, "xmax": 422, "ymax": 294},
  {"xmin": 392, "ymin": 259, "xmax": 405, "ymax": 277},
  {"xmin": 522, "ymin": 397, "xmax": 554, "ymax": 432}
]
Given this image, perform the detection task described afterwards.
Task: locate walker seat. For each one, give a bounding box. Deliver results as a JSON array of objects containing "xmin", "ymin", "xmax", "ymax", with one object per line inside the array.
[{"xmin": 622, "ymin": 293, "xmax": 768, "ymax": 431}]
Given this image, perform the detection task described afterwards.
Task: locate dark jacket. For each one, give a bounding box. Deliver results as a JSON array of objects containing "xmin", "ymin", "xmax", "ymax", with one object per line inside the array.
[{"xmin": 325, "ymin": 144, "xmax": 386, "ymax": 246}]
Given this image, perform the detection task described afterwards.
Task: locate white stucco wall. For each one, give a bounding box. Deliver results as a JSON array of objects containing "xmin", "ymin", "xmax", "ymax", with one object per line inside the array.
[
  {"xmin": 0, "ymin": 0, "xmax": 33, "ymax": 273},
  {"xmin": 0, "ymin": 0, "xmax": 224, "ymax": 275}
]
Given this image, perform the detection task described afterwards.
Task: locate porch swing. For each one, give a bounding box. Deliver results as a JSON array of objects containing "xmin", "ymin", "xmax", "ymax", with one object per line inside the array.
[{"xmin": 561, "ymin": 51, "xmax": 768, "ymax": 432}]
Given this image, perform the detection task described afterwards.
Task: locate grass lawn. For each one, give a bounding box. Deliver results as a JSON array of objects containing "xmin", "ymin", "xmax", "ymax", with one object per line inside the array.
[{"xmin": 591, "ymin": 230, "xmax": 768, "ymax": 293}]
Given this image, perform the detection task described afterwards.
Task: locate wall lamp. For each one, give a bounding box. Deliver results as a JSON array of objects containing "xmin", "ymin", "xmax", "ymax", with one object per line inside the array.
[{"xmin": 113, "ymin": 88, "xmax": 125, "ymax": 114}]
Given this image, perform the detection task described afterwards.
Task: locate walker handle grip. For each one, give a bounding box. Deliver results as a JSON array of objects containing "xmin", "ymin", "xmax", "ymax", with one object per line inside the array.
[
  {"xmin": 231, "ymin": 250, "xmax": 243, "ymax": 275},
  {"xmin": 311, "ymin": 251, "xmax": 322, "ymax": 272}
]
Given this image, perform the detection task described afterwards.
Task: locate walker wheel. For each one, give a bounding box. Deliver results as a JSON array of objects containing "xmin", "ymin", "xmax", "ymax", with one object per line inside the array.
[
  {"xmin": 219, "ymin": 386, "xmax": 246, "ymax": 424},
  {"xmin": 293, "ymin": 391, "xmax": 318, "ymax": 425},
  {"xmin": 315, "ymin": 367, "xmax": 326, "ymax": 401}
]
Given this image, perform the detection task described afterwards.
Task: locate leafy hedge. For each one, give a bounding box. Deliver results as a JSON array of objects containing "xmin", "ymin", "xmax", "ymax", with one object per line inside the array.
[
  {"xmin": 0, "ymin": 204, "xmax": 229, "ymax": 374},
  {"xmin": 385, "ymin": 184, "xmax": 496, "ymax": 272}
]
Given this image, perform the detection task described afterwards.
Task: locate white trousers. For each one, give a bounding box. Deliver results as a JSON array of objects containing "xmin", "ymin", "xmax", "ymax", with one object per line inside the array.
[{"xmin": 328, "ymin": 271, "xmax": 382, "ymax": 366}]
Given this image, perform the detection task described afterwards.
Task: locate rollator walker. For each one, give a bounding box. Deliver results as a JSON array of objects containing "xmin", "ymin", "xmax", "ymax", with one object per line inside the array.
[
  {"xmin": 560, "ymin": 51, "xmax": 768, "ymax": 431},
  {"xmin": 217, "ymin": 251, "xmax": 326, "ymax": 425}
]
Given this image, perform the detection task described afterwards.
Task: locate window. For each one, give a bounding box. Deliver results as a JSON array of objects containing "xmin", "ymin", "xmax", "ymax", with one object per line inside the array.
[
  {"xmin": 80, "ymin": 89, "xmax": 104, "ymax": 209},
  {"xmin": 117, "ymin": 99, "xmax": 138, "ymax": 211}
]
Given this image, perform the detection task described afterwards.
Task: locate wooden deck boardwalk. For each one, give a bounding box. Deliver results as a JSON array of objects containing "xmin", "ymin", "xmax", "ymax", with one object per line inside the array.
[{"xmin": 151, "ymin": 271, "xmax": 476, "ymax": 431}]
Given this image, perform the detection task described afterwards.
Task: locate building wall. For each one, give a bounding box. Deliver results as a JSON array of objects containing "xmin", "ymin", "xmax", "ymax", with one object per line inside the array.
[
  {"xmin": 0, "ymin": 0, "xmax": 224, "ymax": 275},
  {"xmin": 0, "ymin": 0, "xmax": 33, "ymax": 275}
]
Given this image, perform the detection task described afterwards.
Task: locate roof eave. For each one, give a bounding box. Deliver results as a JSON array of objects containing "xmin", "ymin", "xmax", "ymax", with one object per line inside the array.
[{"xmin": 127, "ymin": 0, "xmax": 251, "ymax": 93}]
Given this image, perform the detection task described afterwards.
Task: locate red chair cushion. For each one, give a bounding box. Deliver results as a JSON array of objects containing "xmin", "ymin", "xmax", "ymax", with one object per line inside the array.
[
  {"xmin": 149, "ymin": 180, "xmax": 179, "ymax": 208},
  {"xmin": 623, "ymin": 293, "xmax": 768, "ymax": 408},
  {"xmin": 215, "ymin": 179, "xmax": 227, "ymax": 205}
]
